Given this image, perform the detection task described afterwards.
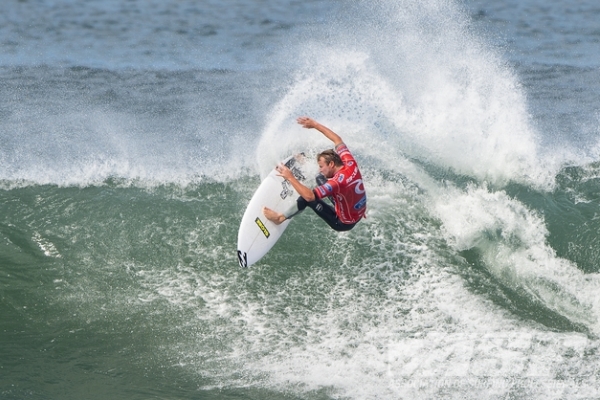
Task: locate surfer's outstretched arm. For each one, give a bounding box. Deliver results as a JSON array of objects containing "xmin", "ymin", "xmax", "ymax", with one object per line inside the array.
[{"xmin": 297, "ymin": 116, "xmax": 344, "ymax": 147}]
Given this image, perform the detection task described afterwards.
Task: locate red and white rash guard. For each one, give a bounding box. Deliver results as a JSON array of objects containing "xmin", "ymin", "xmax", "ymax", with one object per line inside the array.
[{"xmin": 313, "ymin": 143, "xmax": 367, "ymax": 224}]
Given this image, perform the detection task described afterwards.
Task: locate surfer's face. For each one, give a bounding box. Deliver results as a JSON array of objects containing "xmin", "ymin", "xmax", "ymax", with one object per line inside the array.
[{"xmin": 318, "ymin": 157, "xmax": 336, "ymax": 179}]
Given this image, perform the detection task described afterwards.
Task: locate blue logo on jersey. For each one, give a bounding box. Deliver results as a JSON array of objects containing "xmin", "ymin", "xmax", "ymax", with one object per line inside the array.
[
  {"xmin": 318, "ymin": 187, "xmax": 327, "ymax": 196},
  {"xmin": 338, "ymin": 174, "xmax": 345, "ymax": 183},
  {"xmin": 325, "ymin": 183, "xmax": 333, "ymax": 192},
  {"xmin": 354, "ymin": 196, "xmax": 367, "ymax": 210}
]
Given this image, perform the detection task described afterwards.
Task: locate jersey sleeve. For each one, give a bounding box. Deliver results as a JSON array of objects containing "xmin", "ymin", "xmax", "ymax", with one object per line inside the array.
[
  {"xmin": 335, "ymin": 143, "xmax": 355, "ymax": 164},
  {"xmin": 313, "ymin": 178, "xmax": 339, "ymax": 199}
]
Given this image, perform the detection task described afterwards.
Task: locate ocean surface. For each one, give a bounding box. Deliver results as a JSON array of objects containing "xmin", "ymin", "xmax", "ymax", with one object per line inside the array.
[{"xmin": 1, "ymin": 0, "xmax": 600, "ymax": 398}]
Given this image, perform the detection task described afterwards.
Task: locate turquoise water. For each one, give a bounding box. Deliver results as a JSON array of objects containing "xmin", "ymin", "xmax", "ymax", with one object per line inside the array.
[{"xmin": 2, "ymin": 0, "xmax": 600, "ymax": 398}]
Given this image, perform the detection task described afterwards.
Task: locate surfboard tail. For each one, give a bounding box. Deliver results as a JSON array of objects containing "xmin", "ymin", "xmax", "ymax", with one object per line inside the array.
[{"xmin": 237, "ymin": 250, "xmax": 248, "ymax": 268}]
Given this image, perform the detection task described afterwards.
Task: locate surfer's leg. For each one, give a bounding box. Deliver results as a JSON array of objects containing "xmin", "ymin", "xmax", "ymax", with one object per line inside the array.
[
  {"xmin": 315, "ymin": 173, "xmax": 327, "ymax": 186},
  {"xmin": 263, "ymin": 196, "xmax": 307, "ymax": 224},
  {"xmin": 282, "ymin": 196, "xmax": 309, "ymax": 219},
  {"xmin": 306, "ymin": 199, "xmax": 355, "ymax": 232}
]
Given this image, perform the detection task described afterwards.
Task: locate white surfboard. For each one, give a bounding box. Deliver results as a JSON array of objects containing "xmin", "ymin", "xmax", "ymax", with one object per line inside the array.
[{"xmin": 237, "ymin": 153, "xmax": 312, "ymax": 268}]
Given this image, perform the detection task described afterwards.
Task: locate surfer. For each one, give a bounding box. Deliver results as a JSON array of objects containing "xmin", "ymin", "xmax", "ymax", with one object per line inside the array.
[{"xmin": 263, "ymin": 116, "xmax": 367, "ymax": 231}]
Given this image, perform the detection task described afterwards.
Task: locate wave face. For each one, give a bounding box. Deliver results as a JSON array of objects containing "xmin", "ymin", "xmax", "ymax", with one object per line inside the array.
[{"xmin": 2, "ymin": 0, "xmax": 600, "ymax": 399}]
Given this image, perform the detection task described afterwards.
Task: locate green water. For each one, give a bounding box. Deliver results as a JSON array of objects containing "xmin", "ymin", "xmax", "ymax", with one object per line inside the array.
[
  {"xmin": 0, "ymin": 175, "xmax": 446, "ymax": 398},
  {"xmin": 3, "ymin": 169, "xmax": 600, "ymax": 399}
]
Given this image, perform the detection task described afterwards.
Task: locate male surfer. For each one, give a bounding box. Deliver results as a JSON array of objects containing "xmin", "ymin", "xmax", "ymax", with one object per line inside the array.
[{"xmin": 263, "ymin": 116, "xmax": 367, "ymax": 231}]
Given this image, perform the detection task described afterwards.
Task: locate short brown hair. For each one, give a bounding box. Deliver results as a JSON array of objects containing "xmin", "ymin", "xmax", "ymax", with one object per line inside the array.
[{"xmin": 317, "ymin": 149, "xmax": 343, "ymax": 167}]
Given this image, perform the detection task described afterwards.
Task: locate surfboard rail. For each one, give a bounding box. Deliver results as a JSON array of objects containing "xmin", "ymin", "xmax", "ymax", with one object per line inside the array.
[{"xmin": 237, "ymin": 153, "xmax": 311, "ymax": 267}]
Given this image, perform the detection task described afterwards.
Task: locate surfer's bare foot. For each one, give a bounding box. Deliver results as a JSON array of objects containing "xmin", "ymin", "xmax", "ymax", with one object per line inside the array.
[{"xmin": 263, "ymin": 207, "xmax": 286, "ymax": 225}]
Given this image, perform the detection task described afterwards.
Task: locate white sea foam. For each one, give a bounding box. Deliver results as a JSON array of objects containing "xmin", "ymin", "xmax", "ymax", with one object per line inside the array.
[
  {"xmin": 258, "ymin": 0, "xmax": 558, "ymax": 189},
  {"xmin": 433, "ymin": 183, "xmax": 600, "ymax": 332},
  {"xmin": 239, "ymin": 0, "xmax": 600, "ymax": 397}
]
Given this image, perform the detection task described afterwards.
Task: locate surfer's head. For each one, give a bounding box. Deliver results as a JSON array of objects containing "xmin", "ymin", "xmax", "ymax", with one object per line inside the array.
[
  {"xmin": 317, "ymin": 149, "xmax": 343, "ymax": 178},
  {"xmin": 317, "ymin": 149, "xmax": 343, "ymax": 166}
]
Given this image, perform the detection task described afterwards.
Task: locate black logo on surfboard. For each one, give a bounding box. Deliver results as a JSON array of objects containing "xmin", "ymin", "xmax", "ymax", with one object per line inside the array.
[
  {"xmin": 280, "ymin": 179, "xmax": 293, "ymax": 199},
  {"xmin": 280, "ymin": 154, "xmax": 306, "ymax": 199},
  {"xmin": 237, "ymin": 250, "xmax": 248, "ymax": 268},
  {"xmin": 284, "ymin": 154, "xmax": 306, "ymax": 181}
]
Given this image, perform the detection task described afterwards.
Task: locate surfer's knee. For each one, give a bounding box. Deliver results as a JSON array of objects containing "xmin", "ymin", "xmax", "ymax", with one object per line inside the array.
[
  {"xmin": 315, "ymin": 173, "xmax": 327, "ymax": 186},
  {"xmin": 296, "ymin": 196, "xmax": 309, "ymax": 211}
]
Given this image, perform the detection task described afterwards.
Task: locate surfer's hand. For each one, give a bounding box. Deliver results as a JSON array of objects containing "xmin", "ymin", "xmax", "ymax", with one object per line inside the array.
[
  {"xmin": 275, "ymin": 163, "xmax": 293, "ymax": 180},
  {"xmin": 297, "ymin": 116, "xmax": 318, "ymax": 129},
  {"xmin": 297, "ymin": 116, "xmax": 342, "ymax": 147}
]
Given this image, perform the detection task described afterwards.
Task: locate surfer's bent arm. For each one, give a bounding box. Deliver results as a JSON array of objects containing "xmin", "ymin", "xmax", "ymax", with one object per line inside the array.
[
  {"xmin": 276, "ymin": 164, "xmax": 315, "ymax": 202},
  {"xmin": 297, "ymin": 116, "xmax": 343, "ymax": 148}
]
